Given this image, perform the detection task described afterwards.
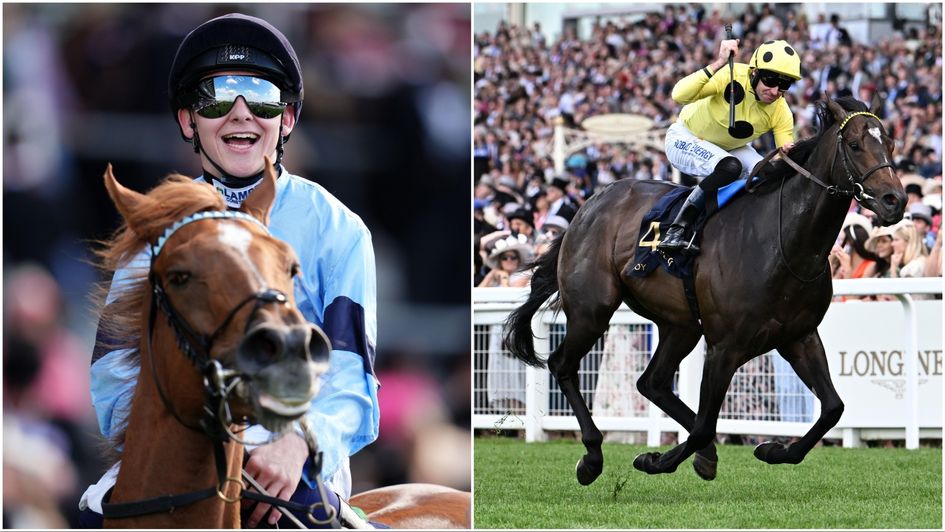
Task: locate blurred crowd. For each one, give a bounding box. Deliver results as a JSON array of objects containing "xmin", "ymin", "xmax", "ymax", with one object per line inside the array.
[
  {"xmin": 473, "ymin": 3, "xmax": 942, "ymax": 285},
  {"xmin": 4, "ymin": 3, "xmax": 469, "ymax": 527}
]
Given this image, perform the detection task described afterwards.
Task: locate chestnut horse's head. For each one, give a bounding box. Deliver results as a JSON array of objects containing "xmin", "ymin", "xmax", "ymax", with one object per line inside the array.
[{"xmin": 102, "ymin": 158, "xmax": 328, "ymax": 436}]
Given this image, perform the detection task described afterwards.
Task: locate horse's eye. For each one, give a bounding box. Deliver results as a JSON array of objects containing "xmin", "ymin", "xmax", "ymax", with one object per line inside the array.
[
  {"xmin": 289, "ymin": 262, "xmax": 301, "ymax": 277},
  {"xmin": 166, "ymin": 271, "xmax": 191, "ymax": 286},
  {"xmin": 849, "ymin": 141, "xmax": 860, "ymax": 151}
]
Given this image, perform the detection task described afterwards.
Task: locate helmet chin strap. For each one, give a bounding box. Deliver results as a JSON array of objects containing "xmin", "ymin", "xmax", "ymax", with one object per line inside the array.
[
  {"xmin": 188, "ymin": 117, "xmax": 285, "ymax": 187},
  {"xmin": 749, "ymin": 69, "xmax": 761, "ymax": 102}
]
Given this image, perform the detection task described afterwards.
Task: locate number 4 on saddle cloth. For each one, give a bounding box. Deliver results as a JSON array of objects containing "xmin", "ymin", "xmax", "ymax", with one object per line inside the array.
[{"xmin": 627, "ymin": 176, "xmax": 757, "ymax": 323}]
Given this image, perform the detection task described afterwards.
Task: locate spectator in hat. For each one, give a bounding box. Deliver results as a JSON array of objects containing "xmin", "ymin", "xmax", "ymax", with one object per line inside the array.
[
  {"xmin": 477, "ymin": 233, "xmax": 533, "ymax": 288},
  {"xmin": 829, "ymin": 212, "xmax": 884, "ymax": 280},
  {"xmin": 907, "ymin": 202, "xmax": 935, "ymax": 252},
  {"xmin": 865, "ymin": 225, "xmax": 897, "ymax": 278},
  {"xmin": 539, "ymin": 215, "xmax": 569, "ymax": 242},
  {"xmin": 901, "ymin": 173, "xmax": 926, "ymax": 208},
  {"xmin": 546, "ymin": 176, "xmax": 578, "ymax": 222},
  {"xmin": 533, "ymin": 214, "xmax": 569, "ymax": 260},
  {"xmin": 507, "ymin": 207, "xmax": 536, "ymax": 243}
]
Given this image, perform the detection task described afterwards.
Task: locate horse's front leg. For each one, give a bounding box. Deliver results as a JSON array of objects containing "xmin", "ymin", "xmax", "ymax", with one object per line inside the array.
[
  {"xmin": 755, "ymin": 331, "xmax": 844, "ymax": 464},
  {"xmin": 634, "ymin": 343, "xmax": 741, "ymax": 476}
]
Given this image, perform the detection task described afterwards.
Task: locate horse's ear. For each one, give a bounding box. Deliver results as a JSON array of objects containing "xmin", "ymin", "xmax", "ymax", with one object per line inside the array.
[
  {"xmin": 103, "ymin": 164, "xmax": 153, "ymax": 230},
  {"xmin": 240, "ymin": 156, "xmax": 276, "ymax": 225},
  {"xmin": 824, "ymin": 94, "xmax": 848, "ymax": 123},
  {"xmin": 869, "ymin": 94, "xmax": 882, "ymax": 115}
]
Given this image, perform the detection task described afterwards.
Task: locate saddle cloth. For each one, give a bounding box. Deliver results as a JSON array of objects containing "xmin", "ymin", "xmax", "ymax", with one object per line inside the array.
[{"xmin": 627, "ymin": 177, "xmax": 751, "ymax": 280}]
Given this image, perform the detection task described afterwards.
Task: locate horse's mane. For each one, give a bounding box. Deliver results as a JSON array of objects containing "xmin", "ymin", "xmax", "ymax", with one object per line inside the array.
[
  {"xmin": 91, "ymin": 174, "xmax": 226, "ymax": 459},
  {"xmin": 755, "ymin": 96, "xmax": 869, "ymax": 188}
]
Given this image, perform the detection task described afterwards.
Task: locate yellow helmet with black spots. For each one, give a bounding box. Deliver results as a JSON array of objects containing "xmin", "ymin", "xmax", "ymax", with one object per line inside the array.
[{"xmin": 749, "ymin": 40, "xmax": 801, "ymax": 80}]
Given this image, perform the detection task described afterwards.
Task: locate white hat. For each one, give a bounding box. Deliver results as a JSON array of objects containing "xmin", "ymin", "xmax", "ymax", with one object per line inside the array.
[
  {"xmin": 907, "ymin": 202, "xmax": 933, "ymax": 225},
  {"xmin": 542, "ymin": 215, "xmax": 570, "ymax": 232},
  {"xmin": 486, "ymin": 233, "xmax": 533, "ymax": 270},
  {"xmin": 864, "ymin": 225, "xmax": 896, "ymax": 253},
  {"xmin": 841, "ymin": 212, "xmax": 873, "ymax": 235}
]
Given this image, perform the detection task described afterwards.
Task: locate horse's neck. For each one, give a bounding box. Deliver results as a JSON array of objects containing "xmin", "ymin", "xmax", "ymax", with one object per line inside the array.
[
  {"xmin": 770, "ymin": 141, "xmax": 850, "ymax": 279},
  {"xmin": 108, "ymin": 345, "xmax": 244, "ymax": 527}
]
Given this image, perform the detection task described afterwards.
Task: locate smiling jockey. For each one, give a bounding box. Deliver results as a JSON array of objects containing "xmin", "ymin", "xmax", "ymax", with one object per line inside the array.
[
  {"xmin": 79, "ymin": 13, "xmax": 381, "ymax": 529},
  {"xmin": 660, "ymin": 38, "xmax": 802, "ymax": 254}
]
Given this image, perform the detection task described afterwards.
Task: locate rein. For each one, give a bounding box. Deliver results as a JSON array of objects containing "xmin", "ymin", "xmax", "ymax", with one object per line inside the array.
[
  {"xmin": 748, "ymin": 111, "xmax": 893, "ymax": 202},
  {"xmin": 102, "ymin": 210, "xmax": 342, "ymax": 528}
]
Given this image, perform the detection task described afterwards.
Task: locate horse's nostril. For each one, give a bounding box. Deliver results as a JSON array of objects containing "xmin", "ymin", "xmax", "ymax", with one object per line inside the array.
[
  {"xmin": 308, "ymin": 326, "xmax": 331, "ymax": 363},
  {"xmin": 241, "ymin": 327, "xmax": 283, "ymax": 365},
  {"xmin": 882, "ymin": 193, "xmax": 900, "ymax": 207}
]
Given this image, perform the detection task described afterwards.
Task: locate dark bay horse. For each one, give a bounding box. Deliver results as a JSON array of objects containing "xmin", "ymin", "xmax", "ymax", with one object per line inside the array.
[
  {"xmin": 96, "ymin": 159, "xmax": 470, "ymax": 528},
  {"xmin": 505, "ymin": 97, "xmax": 905, "ymax": 485}
]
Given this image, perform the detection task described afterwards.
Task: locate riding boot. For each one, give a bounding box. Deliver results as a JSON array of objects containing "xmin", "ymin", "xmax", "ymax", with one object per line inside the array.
[{"xmin": 657, "ymin": 186, "xmax": 706, "ymax": 255}]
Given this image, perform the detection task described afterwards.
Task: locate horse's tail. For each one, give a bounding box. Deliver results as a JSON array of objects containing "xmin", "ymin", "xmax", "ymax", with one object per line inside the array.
[{"xmin": 503, "ymin": 235, "xmax": 564, "ymax": 368}]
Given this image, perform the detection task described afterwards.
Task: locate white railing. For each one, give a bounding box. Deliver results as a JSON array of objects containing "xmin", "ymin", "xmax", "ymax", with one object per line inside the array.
[{"xmin": 473, "ymin": 278, "xmax": 943, "ymax": 449}]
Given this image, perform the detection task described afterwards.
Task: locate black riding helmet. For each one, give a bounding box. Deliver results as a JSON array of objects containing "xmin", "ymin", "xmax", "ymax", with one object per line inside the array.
[
  {"xmin": 169, "ymin": 13, "xmax": 303, "ymax": 122},
  {"xmin": 168, "ymin": 13, "xmax": 303, "ymax": 181}
]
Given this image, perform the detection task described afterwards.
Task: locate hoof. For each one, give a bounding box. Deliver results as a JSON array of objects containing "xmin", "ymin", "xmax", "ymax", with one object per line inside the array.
[
  {"xmin": 692, "ymin": 453, "xmax": 717, "ymax": 481},
  {"xmin": 633, "ymin": 452, "xmax": 672, "ymax": 475},
  {"xmin": 754, "ymin": 441, "xmax": 787, "ymax": 464},
  {"xmin": 575, "ymin": 457, "xmax": 602, "ymax": 486}
]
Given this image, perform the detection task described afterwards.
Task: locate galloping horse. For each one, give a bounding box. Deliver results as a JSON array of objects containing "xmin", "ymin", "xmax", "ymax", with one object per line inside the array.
[
  {"xmin": 505, "ymin": 97, "xmax": 905, "ymax": 485},
  {"xmin": 96, "ymin": 160, "xmax": 470, "ymax": 528}
]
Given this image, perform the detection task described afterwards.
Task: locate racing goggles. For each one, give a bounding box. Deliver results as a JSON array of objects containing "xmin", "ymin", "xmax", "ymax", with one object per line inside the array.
[
  {"xmin": 191, "ymin": 75, "xmax": 287, "ymax": 119},
  {"xmin": 757, "ymin": 70, "xmax": 794, "ymax": 91}
]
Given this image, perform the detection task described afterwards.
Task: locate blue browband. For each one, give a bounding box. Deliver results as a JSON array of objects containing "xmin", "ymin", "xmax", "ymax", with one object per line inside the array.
[{"xmin": 152, "ymin": 210, "xmax": 270, "ymax": 259}]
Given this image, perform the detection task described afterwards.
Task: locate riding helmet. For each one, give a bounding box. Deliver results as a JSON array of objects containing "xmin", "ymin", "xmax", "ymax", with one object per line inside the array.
[
  {"xmin": 749, "ymin": 40, "xmax": 802, "ymax": 80},
  {"xmin": 168, "ymin": 13, "xmax": 304, "ymax": 121}
]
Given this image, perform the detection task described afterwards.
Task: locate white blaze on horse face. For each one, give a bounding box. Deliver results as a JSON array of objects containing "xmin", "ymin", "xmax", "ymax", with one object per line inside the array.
[
  {"xmin": 217, "ymin": 222, "xmax": 266, "ymax": 286},
  {"xmin": 867, "ymin": 127, "xmax": 893, "ymax": 166}
]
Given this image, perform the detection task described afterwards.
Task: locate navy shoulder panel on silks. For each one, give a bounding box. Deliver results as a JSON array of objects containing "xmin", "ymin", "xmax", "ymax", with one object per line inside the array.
[{"xmin": 323, "ymin": 296, "xmax": 375, "ymax": 377}]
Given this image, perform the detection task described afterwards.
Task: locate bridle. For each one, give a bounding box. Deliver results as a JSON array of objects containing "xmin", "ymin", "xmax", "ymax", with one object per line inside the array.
[
  {"xmin": 777, "ymin": 110, "xmax": 895, "ymax": 202},
  {"xmin": 749, "ymin": 110, "xmax": 897, "ymax": 283},
  {"xmin": 102, "ymin": 210, "xmax": 341, "ymax": 528}
]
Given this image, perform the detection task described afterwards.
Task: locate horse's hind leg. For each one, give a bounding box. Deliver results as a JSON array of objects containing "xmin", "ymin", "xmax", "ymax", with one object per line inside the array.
[
  {"xmin": 634, "ymin": 342, "xmax": 742, "ymax": 476},
  {"xmin": 755, "ymin": 331, "xmax": 844, "ymax": 464},
  {"xmin": 636, "ymin": 325, "xmax": 719, "ymax": 480},
  {"xmin": 548, "ymin": 300, "xmax": 621, "ymax": 486}
]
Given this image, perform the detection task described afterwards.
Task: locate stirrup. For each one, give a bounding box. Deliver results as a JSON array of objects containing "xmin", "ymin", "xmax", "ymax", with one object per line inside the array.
[{"xmin": 680, "ymin": 232, "xmax": 701, "ymax": 255}]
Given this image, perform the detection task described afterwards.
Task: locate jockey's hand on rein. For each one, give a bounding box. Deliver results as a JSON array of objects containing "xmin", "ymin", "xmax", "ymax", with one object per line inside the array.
[{"xmin": 242, "ymin": 433, "xmax": 309, "ymax": 527}]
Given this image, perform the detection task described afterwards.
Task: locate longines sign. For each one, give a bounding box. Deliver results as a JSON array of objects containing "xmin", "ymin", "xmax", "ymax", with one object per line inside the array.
[{"xmin": 821, "ymin": 299, "xmax": 942, "ymax": 428}]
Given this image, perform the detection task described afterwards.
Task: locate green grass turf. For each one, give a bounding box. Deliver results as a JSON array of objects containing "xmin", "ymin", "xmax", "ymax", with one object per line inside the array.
[{"xmin": 474, "ymin": 436, "xmax": 942, "ymax": 529}]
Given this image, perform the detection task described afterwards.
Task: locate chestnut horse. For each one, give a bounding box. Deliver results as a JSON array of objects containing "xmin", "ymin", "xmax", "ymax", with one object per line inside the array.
[
  {"xmin": 505, "ymin": 97, "xmax": 905, "ymax": 484},
  {"xmin": 96, "ymin": 160, "xmax": 470, "ymax": 528}
]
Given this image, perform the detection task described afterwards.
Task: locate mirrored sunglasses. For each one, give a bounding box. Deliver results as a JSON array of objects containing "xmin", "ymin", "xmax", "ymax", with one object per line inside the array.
[
  {"xmin": 757, "ymin": 70, "xmax": 794, "ymax": 91},
  {"xmin": 191, "ymin": 75, "xmax": 287, "ymax": 119}
]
